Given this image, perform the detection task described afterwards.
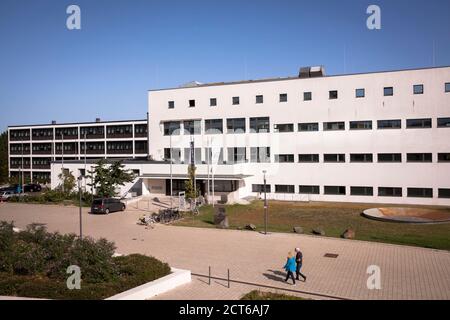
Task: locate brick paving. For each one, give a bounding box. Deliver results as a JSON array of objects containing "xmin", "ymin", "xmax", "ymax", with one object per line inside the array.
[{"xmin": 0, "ymin": 202, "xmax": 449, "ymax": 300}]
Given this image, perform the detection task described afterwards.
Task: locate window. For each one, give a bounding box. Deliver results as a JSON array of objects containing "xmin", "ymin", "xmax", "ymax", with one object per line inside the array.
[
  {"xmin": 227, "ymin": 118, "xmax": 246, "ymax": 134},
  {"xmin": 164, "ymin": 148, "xmax": 181, "ymax": 163},
  {"xmin": 350, "ymin": 121, "xmax": 372, "ymax": 130},
  {"xmin": 355, "ymin": 88, "xmax": 365, "ymax": 98},
  {"xmin": 205, "ymin": 119, "xmax": 223, "ymax": 134},
  {"xmin": 384, "ymin": 87, "xmax": 394, "ymax": 96},
  {"xmin": 407, "ymin": 153, "xmax": 432, "ymax": 162},
  {"xmin": 413, "ymin": 84, "xmax": 424, "ymax": 95},
  {"xmin": 324, "ymin": 186, "xmax": 346, "ymax": 195},
  {"xmin": 299, "ymin": 185, "xmax": 320, "ymax": 194},
  {"xmin": 205, "ymin": 147, "xmax": 224, "ymax": 164},
  {"xmin": 298, "ymin": 123, "xmax": 319, "ymax": 132},
  {"xmin": 183, "ymin": 120, "xmax": 201, "ymax": 135},
  {"xmin": 250, "ymin": 117, "xmax": 270, "ymax": 133},
  {"xmin": 274, "ymin": 124, "xmax": 294, "ymax": 133},
  {"xmin": 351, "ymin": 186, "xmax": 373, "ymax": 196},
  {"xmin": 274, "ymin": 154, "xmax": 295, "ymax": 163},
  {"xmin": 210, "ymin": 98, "xmax": 217, "ymax": 107},
  {"xmin": 184, "ymin": 148, "xmax": 202, "ymax": 164},
  {"xmin": 439, "ymin": 189, "xmax": 450, "ymax": 199},
  {"xmin": 406, "ymin": 118, "xmax": 432, "ymax": 129},
  {"xmin": 324, "ymin": 154, "xmax": 345, "ymax": 163},
  {"xmin": 232, "ymin": 97, "xmax": 240, "ymax": 105},
  {"xmin": 163, "ymin": 121, "xmax": 181, "ymax": 135},
  {"xmin": 275, "ymin": 185, "xmax": 295, "ymax": 194},
  {"xmin": 377, "ymin": 119, "xmax": 401, "ymax": 129},
  {"xmin": 446, "ymin": 83, "xmax": 450, "ymax": 93},
  {"xmin": 329, "ymin": 90, "xmax": 338, "ymax": 100},
  {"xmin": 437, "ymin": 118, "xmax": 450, "ymax": 128},
  {"xmin": 378, "ymin": 187, "xmax": 402, "ymax": 197},
  {"xmin": 298, "ymin": 154, "xmax": 319, "ymax": 163},
  {"xmin": 350, "ymin": 154, "xmax": 373, "ymax": 163},
  {"xmin": 324, "ymin": 122, "xmax": 345, "ymax": 131},
  {"xmin": 168, "ymin": 101, "xmax": 175, "ymax": 109},
  {"xmin": 303, "ymin": 92, "xmax": 312, "ymax": 101},
  {"xmin": 407, "ymin": 188, "xmax": 433, "ymax": 198},
  {"xmin": 227, "ymin": 147, "xmax": 246, "ymax": 164},
  {"xmin": 252, "ymin": 184, "xmax": 271, "ymax": 193},
  {"xmin": 256, "ymin": 95, "xmax": 264, "ymax": 104},
  {"xmin": 250, "ymin": 147, "xmax": 270, "ymax": 163},
  {"xmin": 438, "ymin": 153, "xmax": 450, "ymax": 162},
  {"xmin": 279, "ymin": 93, "xmax": 288, "ymax": 102},
  {"xmin": 189, "ymin": 100, "xmax": 196, "ymax": 108},
  {"xmin": 378, "ymin": 153, "xmax": 402, "ymax": 163}
]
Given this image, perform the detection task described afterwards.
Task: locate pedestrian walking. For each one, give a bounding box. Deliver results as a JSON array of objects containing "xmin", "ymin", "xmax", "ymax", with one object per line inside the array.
[
  {"xmin": 295, "ymin": 247, "xmax": 307, "ymax": 282},
  {"xmin": 283, "ymin": 252, "xmax": 297, "ymax": 285}
]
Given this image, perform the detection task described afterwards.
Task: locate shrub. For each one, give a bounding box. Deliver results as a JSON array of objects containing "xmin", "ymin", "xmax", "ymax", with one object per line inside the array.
[{"xmin": 0, "ymin": 222, "xmax": 171, "ymax": 299}]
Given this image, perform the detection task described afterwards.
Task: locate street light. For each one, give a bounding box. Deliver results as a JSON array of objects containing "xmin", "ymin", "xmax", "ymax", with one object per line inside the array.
[
  {"xmin": 263, "ymin": 170, "xmax": 268, "ymax": 235},
  {"xmin": 77, "ymin": 176, "xmax": 83, "ymax": 239}
]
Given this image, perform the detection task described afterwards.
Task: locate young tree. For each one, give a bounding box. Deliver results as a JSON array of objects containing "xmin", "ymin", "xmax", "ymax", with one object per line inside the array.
[
  {"xmin": 184, "ymin": 164, "xmax": 199, "ymax": 201},
  {"xmin": 57, "ymin": 170, "xmax": 76, "ymax": 195},
  {"xmin": 88, "ymin": 160, "xmax": 135, "ymax": 198}
]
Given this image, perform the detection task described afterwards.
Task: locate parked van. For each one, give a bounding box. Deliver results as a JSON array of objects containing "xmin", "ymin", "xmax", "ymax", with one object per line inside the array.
[{"xmin": 91, "ymin": 198, "xmax": 126, "ymax": 214}]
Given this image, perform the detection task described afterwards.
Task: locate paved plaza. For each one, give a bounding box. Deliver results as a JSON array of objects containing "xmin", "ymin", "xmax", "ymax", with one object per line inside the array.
[{"xmin": 0, "ymin": 202, "xmax": 449, "ymax": 300}]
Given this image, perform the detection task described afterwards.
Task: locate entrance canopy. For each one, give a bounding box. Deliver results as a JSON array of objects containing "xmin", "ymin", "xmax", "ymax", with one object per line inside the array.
[{"xmin": 139, "ymin": 173, "xmax": 251, "ymax": 181}]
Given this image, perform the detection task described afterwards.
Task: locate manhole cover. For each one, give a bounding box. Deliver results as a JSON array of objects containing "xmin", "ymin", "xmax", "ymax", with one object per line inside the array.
[{"xmin": 324, "ymin": 253, "xmax": 339, "ymax": 258}]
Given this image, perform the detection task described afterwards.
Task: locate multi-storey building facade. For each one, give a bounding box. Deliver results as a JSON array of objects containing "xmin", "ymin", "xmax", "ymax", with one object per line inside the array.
[
  {"xmin": 49, "ymin": 66, "xmax": 450, "ymax": 206},
  {"xmin": 142, "ymin": 66, "xmax": 450, "ymax": 206},
  {"xmin": 8, "ymin": 119, "xmax": 148, "ymax": 184}
]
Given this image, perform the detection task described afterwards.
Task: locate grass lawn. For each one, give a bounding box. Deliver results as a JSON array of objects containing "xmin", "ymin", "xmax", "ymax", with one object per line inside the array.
[
  {"xmin": 241, "ymin": 290, "xmax": 308, "ymax": 300},
  {"xmin": 174, "ymin": 201, "xmax": 450, "ymax": 251}
]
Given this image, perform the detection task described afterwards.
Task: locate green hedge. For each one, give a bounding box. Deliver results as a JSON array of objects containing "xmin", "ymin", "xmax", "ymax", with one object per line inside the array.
[
  {"xmin": 8, "ymin": 190, "xmax": 92, "ymax": 207},
  {"xmin": 0, "ymin": 222, "xmax": 171, "ymax": 299}
]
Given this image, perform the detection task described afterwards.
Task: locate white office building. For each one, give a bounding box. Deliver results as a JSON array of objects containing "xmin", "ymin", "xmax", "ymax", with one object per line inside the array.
[{"xmin": 51, "ymin": 66, "xmax": 450, "ymax": 206}]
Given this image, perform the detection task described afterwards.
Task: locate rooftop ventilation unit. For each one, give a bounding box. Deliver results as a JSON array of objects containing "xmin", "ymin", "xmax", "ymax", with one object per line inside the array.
[
  {"xmin": 95, "ymin": 118, "xmax": 101, "ymax": 123},
  {"xmin": 51, "ymin": 120, "xmax": 57, "ymax": 125},
  {"xmin": 180, "ymin": 81, "xmax": 203, "ymax": 88},
  {"xmin": 298, "ymin": 66, "xmax": 325, "ymax": 78}
]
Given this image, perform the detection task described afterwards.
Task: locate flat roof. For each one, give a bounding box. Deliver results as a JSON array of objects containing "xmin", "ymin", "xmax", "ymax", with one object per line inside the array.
[
  {"xmin": 148, "ymin": 65, "xmax": 450, "ymax": 92},
  {"xmin": 9, "ymin": 119, "xmax": 147, "ymax": 129},
  {"xmin": 140, "ymin": 173, "xmax": 251, "ymax": 181}
]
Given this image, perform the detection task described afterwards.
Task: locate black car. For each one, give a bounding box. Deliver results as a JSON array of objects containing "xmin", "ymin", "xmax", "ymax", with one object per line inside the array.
[
  {"xmin": 24, "ymin": 184, "xmax": 42, "ymax": 192},
  {"xmin": 91, "ymin": 198, "xmax": 126, "ymax": 214}
]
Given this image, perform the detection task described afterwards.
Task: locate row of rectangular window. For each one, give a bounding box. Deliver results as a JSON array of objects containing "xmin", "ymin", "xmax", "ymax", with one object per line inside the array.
[
  {"xmin": 161, "ymin": 148, "xmax": 449, "ymax": 164},
  {"xmin": 168, "ymin": 83, "xmax": 450, "ymax": 108},
  {"xmin": 251, "ymin": 184, "xmax": 450, "ymax": 199},
  {"xmin": 276, "ymin": 153, "xmax": 450, "ymax": 163},
  {"xmin": 163, "ymin": 117, "xmax": 450, "ymax": 135}
]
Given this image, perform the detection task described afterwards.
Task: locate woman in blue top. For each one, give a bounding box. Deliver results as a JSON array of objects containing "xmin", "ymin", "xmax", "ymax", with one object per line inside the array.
[{"xmin": 284, "ymin": 252, "xmax": 297, "ymax": 285}]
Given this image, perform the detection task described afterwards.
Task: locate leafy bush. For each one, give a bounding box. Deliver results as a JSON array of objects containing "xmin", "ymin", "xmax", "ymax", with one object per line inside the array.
[{"xmin": 0, "ymin": 221, "xmax": 171, "ymax": 299}]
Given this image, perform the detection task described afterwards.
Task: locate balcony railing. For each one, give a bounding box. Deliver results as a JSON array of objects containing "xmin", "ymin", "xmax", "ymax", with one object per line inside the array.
[
  {"xmin": 32, "ymin": 149, "xmax": 52, "ymax": 155},
  {"xmin": 32, "ymin": 164, "xmax": 51, "ymax": 170},
  {"xmin": 10, "ymin": 150, "xmax": 31, "ymax": 155},
  {"xmin": 106, "ymin": 133, "xmax": 133, "ymax": 139},
  {"xmin": 32, "ymin": 135, "xmax": 54, "ymax": 141},
  {"xmin": 107, "ymin": 149, "xmax": 133, "ymax": 155},
  {"xmin": 10, "ymin": 136, "xmax": 30, "ymax": 142}
]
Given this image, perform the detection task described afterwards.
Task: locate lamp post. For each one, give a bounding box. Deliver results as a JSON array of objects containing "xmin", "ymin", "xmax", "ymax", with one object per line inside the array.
[
  {"xmin": 77, "ymin": 176, "xmax": 83, "ymax": 239},
  {"xmin": 169, "ymin": 131, "xmax": 173, "ymax": 211},
  {"xmin": 263, "ymin": 170, "xmax": 268, "ymax": 235}
]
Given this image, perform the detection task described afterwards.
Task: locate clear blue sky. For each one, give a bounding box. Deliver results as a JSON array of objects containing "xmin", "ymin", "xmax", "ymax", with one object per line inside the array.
[{"xmin": 1, "ymin": 0, "xmax": 450, "ymax": 131}]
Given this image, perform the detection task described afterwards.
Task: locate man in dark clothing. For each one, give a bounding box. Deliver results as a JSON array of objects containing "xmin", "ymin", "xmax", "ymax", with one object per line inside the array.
[{"xmin": 295, "ymin": 248, "xmax": 307, "ymax": 282}]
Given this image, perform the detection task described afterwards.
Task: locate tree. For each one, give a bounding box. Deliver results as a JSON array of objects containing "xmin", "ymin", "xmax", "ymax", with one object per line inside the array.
[
  {"xmin": 184, "ymin": 164, "xmax": 199, "ymax": 201},
  {"xmin": 88, "ymin": 160, "xmax": 135, "ymax": 198},
  {"xmin": 57, "ymin": 170, "xmax": 76, "ymax": 195},
  {"xmin": 0, "ymin": 131, "xmax": 8, "ymax": 185}
]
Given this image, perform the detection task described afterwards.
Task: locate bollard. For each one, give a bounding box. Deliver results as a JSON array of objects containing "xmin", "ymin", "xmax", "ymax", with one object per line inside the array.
[
  {"xmin": 208, "ymin": 266, "xmax": 211, "ymax": 285},
  {"xmin": 227, "ymin": 269, "xmax": 230, "ymax": 288}
]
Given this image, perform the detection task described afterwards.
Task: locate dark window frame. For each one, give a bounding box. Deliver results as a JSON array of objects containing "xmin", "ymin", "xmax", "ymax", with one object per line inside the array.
[
  {"xmin": 298, "ymin": 154, "xmax": 319, "ymax": 163},
  {"xmin": 279, "ymin": 93, "xmax": 288, "ymax": 103},
  {"xmin": 232, "ymin": 96, "xmax": 240, "ymax": 105},
  {"xmin": 384, "ymin": 87, "xmax": 394, "ymax": 96},
  {"xmin": 355, "ymin": 88, "xmax": 365, "ymax": 98},
  {"xmin": 299, "ymin": 185, "xmax": 320, "ymax": 195},
  {"xmin": 324, "ymin": 186, "xmax": 346, "ymax": 195},
  {"xmin": 298, "ymin": 123, "xmax": 319, "ymax": 132},
  {"xmin": 406, "ymin": 118, "xmax": 432, "ymax": 129},
  {"xmin": 210, "ymin": 98, "xmax": 217, "ymax": 107},
  {"xmin": 329, "ymin": 90, "xmax": 338, "ymax": 100},
  {"xmin": 303, "ymin": 92, "xmax": 312, "ymax": 101},
  {"xmin": 413, "ymin": 84, "xmax": 424, "ymax": 95},
  {"xmin": 350, "ymin": 120, "xmax": 372, "ymax": 130}
]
